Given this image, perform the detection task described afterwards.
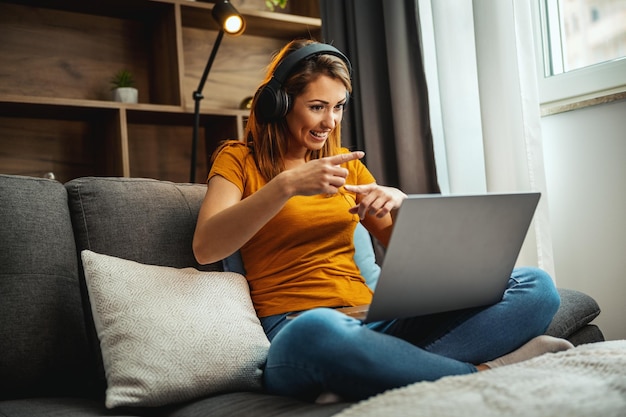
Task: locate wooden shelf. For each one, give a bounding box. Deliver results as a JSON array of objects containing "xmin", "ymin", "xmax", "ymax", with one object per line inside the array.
[{"xmin": 0, "ymin": 0, "xmax": 321, "ymax": 183}]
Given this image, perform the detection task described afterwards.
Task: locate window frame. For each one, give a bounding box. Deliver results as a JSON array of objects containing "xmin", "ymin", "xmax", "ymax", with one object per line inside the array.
[{"xmin": 532, "ymin": 0, "xmax": 626, "ymax": 106}]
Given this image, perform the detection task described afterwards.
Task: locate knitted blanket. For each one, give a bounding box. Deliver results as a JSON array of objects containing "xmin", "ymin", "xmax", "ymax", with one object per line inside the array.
[{"xmin": 334, "ymin": 340, "xmax": 626, "ymax": 417}]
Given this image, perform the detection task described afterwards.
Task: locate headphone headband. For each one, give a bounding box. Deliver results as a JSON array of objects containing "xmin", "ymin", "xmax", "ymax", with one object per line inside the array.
[
  {"xmin": 254, "ymin": 43, "xmax": 352, "ymax": 122},
  {"xmin": 271, "ymin": 43, "xmax": 353, "ymax": 85}
]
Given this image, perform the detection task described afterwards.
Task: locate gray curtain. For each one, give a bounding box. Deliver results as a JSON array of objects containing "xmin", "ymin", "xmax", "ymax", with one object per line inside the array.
[{"xmin": 320, "ymin": 0, "xmax": 439, "ymax": 194}]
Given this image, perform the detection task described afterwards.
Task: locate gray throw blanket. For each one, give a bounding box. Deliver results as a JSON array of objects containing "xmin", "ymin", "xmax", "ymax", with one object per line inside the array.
[{"xmin": 334, "ymin": 340, "xmax": 626, "ymax": 417}]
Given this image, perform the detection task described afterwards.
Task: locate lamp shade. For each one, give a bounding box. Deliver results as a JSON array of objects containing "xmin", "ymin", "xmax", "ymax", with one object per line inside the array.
[{"xmin": 212, "ymin": 0, "xmax": 246, "ymax": 36}]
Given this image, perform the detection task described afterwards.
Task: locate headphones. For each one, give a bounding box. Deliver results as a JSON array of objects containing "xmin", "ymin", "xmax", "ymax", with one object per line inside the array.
[{"xmin": 254, "ymin": 43, "xmax": 352, "ymax": 122}]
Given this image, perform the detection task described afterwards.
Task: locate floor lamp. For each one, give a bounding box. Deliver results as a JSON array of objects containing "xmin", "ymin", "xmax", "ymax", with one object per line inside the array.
[{"xmin": 190, "ymin": 0, "xmax": 245, "ymax": 183}]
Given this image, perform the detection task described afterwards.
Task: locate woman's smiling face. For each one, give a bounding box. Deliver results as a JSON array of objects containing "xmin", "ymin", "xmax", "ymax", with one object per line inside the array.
[{"xmin": 285, "ymin": 75, "xmax": 347, "ymax": 157}]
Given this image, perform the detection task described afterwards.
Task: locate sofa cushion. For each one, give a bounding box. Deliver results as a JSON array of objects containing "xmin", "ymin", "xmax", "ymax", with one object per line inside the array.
[
  {"xmin": 81, "ymin": 250, "xmax": 270, "ymax": 409},
  {"xmin": 353, "ymin": 222, "xmax": 381, "ymax": 290},
  {"xmin": 163, "ymin": 392, "xmax": 351, "ymax": 417},
  {"xmin": 65, "ymin": 177, "xmax": 218, "ymax": 271},
  {"xmin": 0, "ymin": 174, "xmax": 92, "ymax": 400},
  {"xmin": 223, "ymin": 250, "xmax": 246, "ymax": 275},
  {"xmin": 65, "ymin": 177, "xmax": 223, "ymax": 390},
  {"xmin": 0, "ymin": 393, "xmax": 351, "ymax": 417}
]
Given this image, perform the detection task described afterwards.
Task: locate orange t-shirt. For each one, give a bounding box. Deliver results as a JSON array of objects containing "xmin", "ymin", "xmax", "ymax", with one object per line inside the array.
[{"xmin": 209, "ymin": 142, "xmax": 375, "ymax": 317}]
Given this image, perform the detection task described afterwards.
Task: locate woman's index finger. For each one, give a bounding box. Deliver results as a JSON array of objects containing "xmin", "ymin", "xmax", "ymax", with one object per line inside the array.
[{"xmin": 328, "ymin": 151, "xmax": 365, "ymax": 165}]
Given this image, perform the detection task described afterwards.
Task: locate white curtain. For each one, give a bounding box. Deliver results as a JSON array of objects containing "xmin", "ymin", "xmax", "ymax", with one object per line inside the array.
[{"xmin": 421, "ymin": 0, "xmax": 556, "ymax": 278}]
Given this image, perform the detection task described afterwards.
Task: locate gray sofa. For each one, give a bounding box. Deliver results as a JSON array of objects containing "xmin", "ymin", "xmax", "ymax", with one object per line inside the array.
[{"xmin": 0, "ymin": 174, "xmax": 604, "ymax": 417}]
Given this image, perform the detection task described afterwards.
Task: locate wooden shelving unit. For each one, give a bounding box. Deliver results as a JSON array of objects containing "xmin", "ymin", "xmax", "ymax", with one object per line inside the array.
[{"xmin": 0, "ymin": 0, "xmax": 321, "ymax": 183}]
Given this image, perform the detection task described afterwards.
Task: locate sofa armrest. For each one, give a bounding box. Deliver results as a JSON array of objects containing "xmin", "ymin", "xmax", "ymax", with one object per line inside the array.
[{"xmin": 545, "ymin": 288, "xmax": 603, "ymax": 343}]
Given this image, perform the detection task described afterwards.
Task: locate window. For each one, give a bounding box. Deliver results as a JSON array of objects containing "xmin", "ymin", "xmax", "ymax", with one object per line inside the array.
[{"xmin": 534, "ymin": 0, "xmax": 626, "ymax": 105}]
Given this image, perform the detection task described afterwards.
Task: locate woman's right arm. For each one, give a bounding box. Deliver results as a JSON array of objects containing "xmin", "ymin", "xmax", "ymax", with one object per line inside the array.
[
  {"xmin": 192, "ymin": 173, "xmax": 292, "ymax": 265},
  {"xmin": 192, "ymin": 151, "xmax": 365, "ymax": 265}
]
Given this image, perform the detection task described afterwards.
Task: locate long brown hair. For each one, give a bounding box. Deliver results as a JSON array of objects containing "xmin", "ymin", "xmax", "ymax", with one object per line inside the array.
[{"xmin": 243, "ymin": 39, "xmax": 353, "ymax": 182}]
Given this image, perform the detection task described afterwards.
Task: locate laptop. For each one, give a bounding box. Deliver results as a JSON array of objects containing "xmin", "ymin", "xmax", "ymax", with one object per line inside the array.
[{"xmin": 326, "ymin": 192, "xmax": 541, "ymax": 323}]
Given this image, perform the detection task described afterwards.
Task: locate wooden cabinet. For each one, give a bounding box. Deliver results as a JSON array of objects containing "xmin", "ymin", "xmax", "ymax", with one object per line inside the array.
[{"xmin": 0, "ymin": 0, "xmax": 321, "ymax": 183}]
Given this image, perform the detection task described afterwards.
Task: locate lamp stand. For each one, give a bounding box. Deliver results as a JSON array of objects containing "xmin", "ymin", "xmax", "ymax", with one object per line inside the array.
[{"xmin": 190, "ymin": 29, "xmax": 225, "ymax": 183}]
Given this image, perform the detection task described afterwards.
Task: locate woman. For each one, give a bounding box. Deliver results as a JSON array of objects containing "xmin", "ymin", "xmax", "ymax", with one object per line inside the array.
[{"xmin": 193, "ymin": 39, "xmax": 572, "ymax": 402}]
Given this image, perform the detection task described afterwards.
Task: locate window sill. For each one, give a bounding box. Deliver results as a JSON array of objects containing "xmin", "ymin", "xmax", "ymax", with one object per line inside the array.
[{"xmin": 541, "ymin": 89, "xmax": 626, "ymax": 117}]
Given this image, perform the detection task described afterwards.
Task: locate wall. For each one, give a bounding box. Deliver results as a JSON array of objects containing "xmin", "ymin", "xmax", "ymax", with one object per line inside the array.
[{"xmin": 541, "ymin": 99, "xmax": 626, "ymax": 341}]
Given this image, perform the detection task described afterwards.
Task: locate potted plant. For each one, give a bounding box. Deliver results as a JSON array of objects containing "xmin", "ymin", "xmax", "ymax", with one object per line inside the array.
[
  {"xmin": 265, "ymin": 0, "xmax": 287, "ymax": 11},
  {"xmin": 110, "ymin": 69, "xmax": 138, "ymax": 103}
]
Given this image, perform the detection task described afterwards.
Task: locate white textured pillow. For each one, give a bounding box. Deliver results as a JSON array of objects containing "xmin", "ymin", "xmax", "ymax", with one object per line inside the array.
[{"xmin": 81, "ymin": 250, "xmax": 269, "ymax": 409}]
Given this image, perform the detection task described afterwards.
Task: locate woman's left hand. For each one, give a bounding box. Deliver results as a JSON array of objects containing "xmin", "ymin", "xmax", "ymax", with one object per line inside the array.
[{"xmin": 343, "ymin": 183, "xmax": 407, "ymax": 219}]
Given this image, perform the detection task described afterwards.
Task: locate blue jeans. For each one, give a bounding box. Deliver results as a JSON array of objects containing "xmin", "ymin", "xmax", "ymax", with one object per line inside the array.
[{"xmin": 261, "ymin": 267, "xmax": 560, "ymax": 401}]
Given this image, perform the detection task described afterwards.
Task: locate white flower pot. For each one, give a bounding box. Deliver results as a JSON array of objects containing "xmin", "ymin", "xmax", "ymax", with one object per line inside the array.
[{"xmin": 112, "ymin": 87, "xmax": 138, "ymax": 103}]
